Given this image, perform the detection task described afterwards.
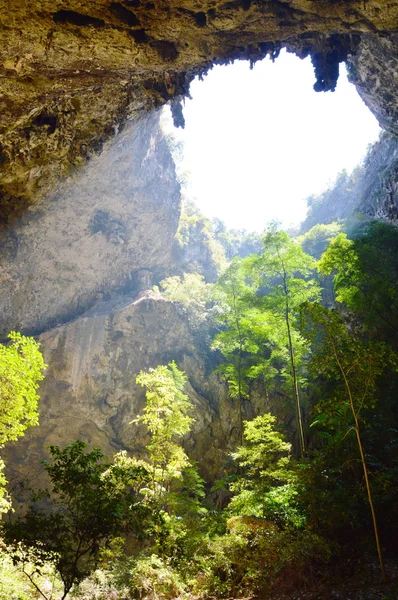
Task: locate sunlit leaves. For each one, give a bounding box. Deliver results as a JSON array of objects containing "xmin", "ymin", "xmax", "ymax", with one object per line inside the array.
[
  {"xmin": 228, "ymin": 414, "xmax": 304, "ymax": 528},
  {"xmin": 135, "ymin": 362, "xmax": 194, "ymax": 490},
  {"xmin": 0, "ymin": 332, "xmax": 46, "ymax": 445},
  {"xmin": 318, "ymin": 222, "xmax": 398, "ymax": 345}
]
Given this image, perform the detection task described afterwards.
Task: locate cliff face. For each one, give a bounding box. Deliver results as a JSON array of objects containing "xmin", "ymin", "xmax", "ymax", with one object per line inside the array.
[
  {"xmin": 1, "ymin": 1, "xmax": 398, "ymax": 221},
  {"xmin": 3, "ymin": 1, "xmax": 398, "ymax": 492},
  {"xmin": 300, "ymin": 131, "xmax": 398, "ymax": 233},
  {"xmin": 5, "ymin": 291, "xmax": 274, "ymax": 487},
  {"xmin": 0, "ymin": 111, "xmax": 180, "ymax": 337}
]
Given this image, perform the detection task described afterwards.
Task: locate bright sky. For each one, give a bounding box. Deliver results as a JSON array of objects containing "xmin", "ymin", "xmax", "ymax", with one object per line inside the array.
[{"xmin": 162, "ymin": 50, "xmax": 380, "ymax": 232}]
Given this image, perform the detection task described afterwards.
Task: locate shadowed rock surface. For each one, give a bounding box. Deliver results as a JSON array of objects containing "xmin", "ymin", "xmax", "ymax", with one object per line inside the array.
[
  {"xmin": 0, "ymin": 111, "xmax": 180, "ymax": 336},
  {"xmin": 4, "ymin": 291, "xmax": 275, "ymax": 489},
  {"xmin": 1, "ymin": 1, "xmax": 398, "ymax": 219}
]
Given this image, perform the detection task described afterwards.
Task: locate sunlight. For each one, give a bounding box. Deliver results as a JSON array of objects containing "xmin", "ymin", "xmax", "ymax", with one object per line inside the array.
[{"xmin": 163, "ymin": 50, "xmax": 380, "ymax": 231}]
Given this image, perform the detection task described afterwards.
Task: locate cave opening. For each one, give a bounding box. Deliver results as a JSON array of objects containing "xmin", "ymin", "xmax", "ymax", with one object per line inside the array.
[{"xmin": 163, "ymin": 50, "xmax": 380, "ymax": 232}]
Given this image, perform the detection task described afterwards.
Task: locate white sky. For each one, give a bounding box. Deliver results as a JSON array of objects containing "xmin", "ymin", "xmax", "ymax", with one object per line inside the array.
[{"xmin": 162, "ymin": 50, "xmax": 380, "ymax": 232}]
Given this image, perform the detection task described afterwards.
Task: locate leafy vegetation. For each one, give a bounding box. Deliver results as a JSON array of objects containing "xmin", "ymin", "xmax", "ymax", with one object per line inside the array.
[
  {"xmin": 1, "ymin": 218, "xmax": 398, "ymax": 599},
  {"xmin": 157, "ymin": 273, "xmax": 213, "ymax": 329},
  {"xmin": 2, "ymin": 442, "xmax": 152, "ymax": 599},
  {"xmin": 0, "ymin": 332, "xmax": 45, "ymax": 513}
]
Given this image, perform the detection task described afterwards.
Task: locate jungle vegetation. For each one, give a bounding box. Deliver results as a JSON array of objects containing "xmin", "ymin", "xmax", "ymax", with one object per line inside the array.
[{"xmin": 0, "ymin": 220, "xmax": 397, "ymax": 599}]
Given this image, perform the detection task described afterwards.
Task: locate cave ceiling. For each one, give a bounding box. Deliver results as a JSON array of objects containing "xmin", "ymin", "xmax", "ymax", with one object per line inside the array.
[{"xmin": 1, "ymin": 0, "xmax": 398, "ymax": 222}]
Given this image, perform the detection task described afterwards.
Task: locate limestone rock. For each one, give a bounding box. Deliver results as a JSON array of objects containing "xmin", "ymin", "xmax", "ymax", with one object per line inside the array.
[
  {"xmin": 1, "ymin": 2, "xmax": 398, "ymax": 219},
  {"xmin": 348, "ymin": 34, "xmax": 398, "ymax": 136},
  {"xmin": 4, "ymin": 291, "xmax": 254, "ymax": 485},
  {"xmin": 0, "ymin": 111, "xmax": 180, "ymax": 336}
]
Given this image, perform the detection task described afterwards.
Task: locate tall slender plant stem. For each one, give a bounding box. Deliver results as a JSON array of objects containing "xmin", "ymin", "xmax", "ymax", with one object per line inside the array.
[
  {"xmin": 279, "ymin": 253, "xmax": 306, "ymax": 457},
  {"xmin": 327, "ymin": 332, "xmax": 386, "ymax": 582}
]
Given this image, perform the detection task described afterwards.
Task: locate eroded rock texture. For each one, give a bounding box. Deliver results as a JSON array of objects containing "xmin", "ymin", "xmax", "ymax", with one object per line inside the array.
[
  {"xmin": 348, "ymin": 34, "xmax": 398, "ymax": 135},
  {"xmin": 5, "ymin": 291, "xmax": 271, "ymax": 487},
  {"xmin": 1, "ymin": 1, "xmax": 398, "ymax": 219},
  {"xmin": 0, "ymin": 111, "xmax": 180, "ymax": 336}
]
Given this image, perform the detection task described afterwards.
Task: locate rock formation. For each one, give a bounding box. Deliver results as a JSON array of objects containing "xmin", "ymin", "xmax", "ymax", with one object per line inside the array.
[
  {"xmin": 2, "ymin": 1, "xmax": 398, "ymax": 485},
  {"xmin": 300, "ymin": 131, "xmax": 398, "ymax": 232},
  {"xmin": 5, "ymin": 290, "xmax": 273, "ymax": 487},
  {"xmin": 0, "ymin": 111, "xmax": 180, "ymax": 336},
  {"xmin": 1, "ymin": 1, "xmax": 398, "ymax": 221}
]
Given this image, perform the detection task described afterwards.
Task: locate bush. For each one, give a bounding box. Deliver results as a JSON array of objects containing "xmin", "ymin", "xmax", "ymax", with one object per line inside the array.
[{"xmin": 191, "ymin": 519, "xmax": 332, "ymax": 598}]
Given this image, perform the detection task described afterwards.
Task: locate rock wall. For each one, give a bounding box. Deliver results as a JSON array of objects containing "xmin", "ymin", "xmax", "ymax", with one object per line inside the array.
[
  {"xmin": 5, "ymin": 290, "xmax": 273, "ymax": 488},
  {"xmin": 0, "ymin": 111, "xmax": 180, "ymax": 336},
  {"xmin": 300, "ymin": 131, "xmax": 398, "ymax": 232},
  {"xmin": 2, "ymin": 2, "xmax": 398, "ymax": 219}
]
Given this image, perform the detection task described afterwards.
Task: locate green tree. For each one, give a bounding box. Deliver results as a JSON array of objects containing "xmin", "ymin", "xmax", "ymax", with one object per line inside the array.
[
  {"xmin": 135, "ymin": 362, "xmax": 194, "ymax": 499},
  {"xmin": 158, "ymin": 273, "xmax": 213, "ymax": 329},
  {"xmin": 243, "ymin": 225, "xmax": 320, "ymax": 456},
  {"xmin": 2, "ymin": 441, "xmax": 151, "ymax": 600},
  {"xmin": 298, "ymin": 222, "xmax": 342, "ymax": 259},
  {"xmin": 135, "ymin": 362, "xmax": 205, "ymax": 558},
  {"xmin": 318, "ymin": 222, "xmax": 398, "ymax": 347},
  {"xmin": 0, "ymin": 331, "xmax": 46, "ymax": 512},
  {"xmin": 211, "ymin": 259, "xmax": 261, "ymax": 443},
  {"xmin": 301, "ymin": 302, "xmax": 395, "ymax": 581},
  {"xmin": 228, "ymin": 414, "xmax": 304, "ymax": 528}
]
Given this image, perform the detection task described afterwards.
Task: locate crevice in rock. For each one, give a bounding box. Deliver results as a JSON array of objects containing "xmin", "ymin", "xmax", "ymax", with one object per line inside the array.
[
  {"xmin": 195, "ymin": 12, "xmax": 207, "ymax": 27},
  {"xmin": 130, "ymin": 29, "xmax": 148, "ymax": 43},
  {"xmin": 31, "ymin": 113, "xmax": 59, "ymax": 135},
  {"xmin": 53, "ymin": 10, "xmax": 106, "ymax": 28},
  {"xmin": 150, "ymin": 40, "xmax": 179, "ymax": 62},
  {"xmin": 109, "ymin": 2, "xmax": 141, "ymax": 27}
]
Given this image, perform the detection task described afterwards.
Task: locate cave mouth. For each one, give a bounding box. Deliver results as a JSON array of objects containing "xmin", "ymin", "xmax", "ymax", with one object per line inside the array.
[{"xmin": 162, "ymin": 50, "xmax": 380, "ymax": 232}]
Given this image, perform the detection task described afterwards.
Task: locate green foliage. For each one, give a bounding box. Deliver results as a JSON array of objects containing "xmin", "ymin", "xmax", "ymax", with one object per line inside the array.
[
  {"xmin": 2, "ymin": 441, "xmax": 151, "ymax": 600},
  {"xmin": 135, "ymin": 362, "xmax": 194, "ymax": 491},
  {"xmin": 211, "ymin": 225, "xmax": 320, "ymax": 454},
  {"xmin": 245, "ymin": 224, "xmax": 321, "ymax": 455},
  {"xmin": 0, "ymin": 547, "xmax": 60, "ymax": 600},
  {"xmin": 245, "ymin": 224, "xmax": 320, "ymax": 311},
  {"xmin": 300, "ymin": 302, "xmax": 396, "ymax": 579},
  {"xmin": 228, "ymin": 414, "xmax": 304, "ymax": 528},
  {"xmin": 0, "ymin": 332, "xmax": 46, "ymax": 513},
  {"xmin": 301, "ymin": 303, "xmax": 394, "ymax": 434},
  {"xmin": 0, "ymin": 332, "xmax": 46, "ymax": 446},
  {"xmin": 212, "ymin": 219, "xmax": 263, "ymax": 260},
  {"xmin": 318, "ymin": 221, "xmax": 398, "ymax": 347},
  {"xmin": 3, "ymin": 217, "xmax": 398, "ymax": 599},
  {"xmin": 212, "ymin": 258, "xmax": 259, "ymax": 403},
  {"xmin": 135, "ymin": 362, "xmax": 207, "ymax": 561},
  {"xmin": 158, "ymin": 273, "xmax": 213, "ymax": 328},
  {"xmin": 298, "ymin": 222, "xmax": 342, "ymax": 259},
  {"xmin": 191, "ymin": 520, "xmax": 332, "ymax": 598},
  {"xmin": 127, "ymin": 554, "xmax": 186, "ymax": 599}
]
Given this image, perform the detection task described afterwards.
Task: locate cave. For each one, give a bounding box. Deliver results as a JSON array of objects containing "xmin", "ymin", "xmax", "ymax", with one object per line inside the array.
[
  {"xmin": 1, "ymin": 0, "xmax": 398, "ymax": 477},
  {"xmin": 1, "ymin": 4, "xmax": 398, "ymax": 595},
  {"xmin": 0, "ymin": 1, "xmax": 397, "ymax": 335},
  {"xmin": 1, "ymin": 1, "xmax": 398, "ymax": 221}
]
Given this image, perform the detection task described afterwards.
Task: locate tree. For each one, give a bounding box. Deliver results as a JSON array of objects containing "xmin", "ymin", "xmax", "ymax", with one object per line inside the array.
[
  {"xmin": 158, "ymin": 273, "xmax": 213, "ymax": 329},
  {"xmin": 318, "ymin": 222, "xmax": 398, "ymax": 348},
  {"xmin": 211, "ymin": 259, "xmax": 261, "ymax": 443},
  {"xmin": 135, "ymin": 362, "xmax": 194, "ymax": 500},
  {"xmin": 243, "ymin": 224, "xmax": 320, "ymax": 456},
  {"xmin": 228, "ymin": 414, "xmax": 304, "ymax": 528},
  {"xmin": 298, "ymin": 222, "xmax": 342, "ymax": 260},
  {"xmin": 135, "ymin": 362, "xmax": 205, "ymax": 558},
  {"xmin": 0, "ymin": 332, "xmax": 45, "ymax": 445},
  {"xmin": 0, "ymin": 331, "xmax": 46, "ymax": 512},
  {"xmin": 300, "ymin": 302, "xmax": 395, "ymax": 581},
  {"xmin": 2, "ymin": 441, "xmax": 151, "ymax": 600}
]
